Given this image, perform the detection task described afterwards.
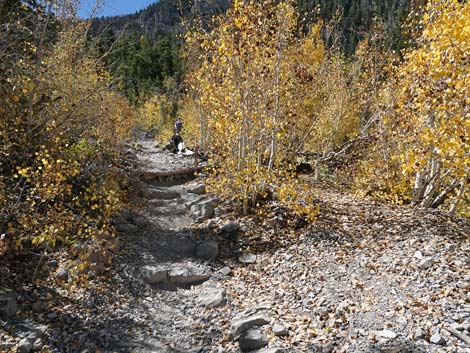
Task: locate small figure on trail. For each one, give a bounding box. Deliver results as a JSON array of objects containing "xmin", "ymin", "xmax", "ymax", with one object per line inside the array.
[
  {"xmin": 170, "ymin": 132, "xmax": 184, "ymax": 153},
  {"xmin": 174, "ymin": 119, "xmax": 183, "ymax": 133}
]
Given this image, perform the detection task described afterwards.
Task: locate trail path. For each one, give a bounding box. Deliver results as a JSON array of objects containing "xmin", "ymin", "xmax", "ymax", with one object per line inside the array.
[{"xmin": 106, "ymin": 138, "xmax": 224, "ymax": 352}]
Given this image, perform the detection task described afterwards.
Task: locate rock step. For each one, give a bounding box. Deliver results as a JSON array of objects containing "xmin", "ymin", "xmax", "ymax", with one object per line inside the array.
[{"xmin": 142, "ymin": 264, "xmax": 211, "ymax": 286}]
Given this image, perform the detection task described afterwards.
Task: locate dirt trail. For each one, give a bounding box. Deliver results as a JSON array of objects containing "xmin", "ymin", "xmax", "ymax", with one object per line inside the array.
[{"xmin": 107, "ymin": 138, "xmax": 223, "ymax": 352}]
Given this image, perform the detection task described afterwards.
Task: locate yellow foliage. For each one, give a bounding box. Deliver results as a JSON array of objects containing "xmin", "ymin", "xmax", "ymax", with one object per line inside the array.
[
  {"xmin": 356, "ymin": 0, "xmax": 470, "ymax": 215},
  {"xmin": 0, "ymin": 15, "xmax": 134, "ymax": 265},
  {"xmin": 184, "ymin": 0, "xmax": 320, "ymax": 219},
  {"xmin": 138, "ymin": 94, "xmax": 176, "ymax": 142}
]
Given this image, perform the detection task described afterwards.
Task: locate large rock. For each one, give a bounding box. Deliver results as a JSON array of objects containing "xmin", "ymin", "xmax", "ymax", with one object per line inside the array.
[
  {"xmin": 239, "ymin": 328, "xmax": 268, "ymax": 352},
  {"xmin": 0, "ymin": 293, "xmax": 17, "ymax": 318},
  {"xmin": 17, "ymin": 338, "xmax": 32, "ymax": 353},
  {"xmin": 231, "ymin": 307, "xmax": 270, "ymax": 337},
  {"xmin": 158, "ymin": 234, "xmax": 196, "ymax": 256},
  {"xmin": 143, "ymin": 188, "xmax": 180, "ymax": 200},
  {"xmin": 219, "ymin": 266, "xmax": 232, "ymax": 275},
  {"xmin": 142, "ymin": 266, "xmax": 169, "ymax": 284},
  {"xmin": 196, "ymin": 240, "xmax": 219, "ymax": 260},
  {"xmin": 220, "ymin": 221, "xmax": 241, "ymax": 236},
  {"xmin": 169, "ymin": 264, "xmax": 210, "ymax": 285},
  {"xmin": 114, "ymin": 223, "xmax": 139, "ymax": 233},
  {"xmin": 186, "ymin": 183, "xmax": 206, "ymax": 195},
  {"xmin": 191, "ymin": 201, "xmax": 215, "ymax": 221},
  {"xmin": 197, "ymin": 288, "xmax": 226, "ymax": 307},
  {"xmin": 256, "ymin": 348, "xmax": 285, "ymax": 353}
]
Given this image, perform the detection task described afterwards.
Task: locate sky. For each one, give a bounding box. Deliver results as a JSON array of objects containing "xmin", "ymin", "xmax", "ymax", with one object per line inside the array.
[{"xmin": 78, "ymin": 0, "xmax": 157, "ymax": 18}]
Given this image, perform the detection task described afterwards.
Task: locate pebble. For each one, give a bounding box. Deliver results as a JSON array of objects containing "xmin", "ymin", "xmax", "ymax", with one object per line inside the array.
[
  {"xmin": 430, "ymin": 332, "xmax": 446, "ymax": 345},
  {"xmin": 272, "ymin": 323, "xmax": 288, "ymax": 337},
  {"xmin": 239, "ymin": 253, "xmax": 257, "ymax": 264},
  {"xmin": 47, "ymin": 312, "xmax": 58, "ymax": 319},
  {"xmin": 219, "ymin": 266, "xmax": 232, "ymax": 276},
  {"xmin": 418, "ymin": 257, "xmax": 435, "ymax": 270},
  {"xmin": 376, "ymin": 329, "xmax": 397, "ymax": 339},
  {"xmin": 414, "ymin": 327, "xmax": 425, "ymax": 340}
]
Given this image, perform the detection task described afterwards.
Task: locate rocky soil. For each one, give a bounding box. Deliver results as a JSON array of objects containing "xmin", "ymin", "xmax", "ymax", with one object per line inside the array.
[{"xmin": 1, "ymin": 138, "xmax": 469, "ymax": 353}]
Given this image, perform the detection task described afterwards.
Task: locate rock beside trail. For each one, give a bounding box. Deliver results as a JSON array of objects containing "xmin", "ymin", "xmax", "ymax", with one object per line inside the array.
[
  {"xmin": 17, "ymin": 338, "xmax": 32, "ymax": 353},
  {"xmin": 142, "ymin": 266, "xmax": 169, "ymax": 284},
  {"xmin": 220, "ymin": 221, "xmax": 241, "ymax": 237},
  {"xmin": 239, "ymin": 328, "xmax": 268, "ymax": 352},
  {"xmin": 231, "ymin": 307, "xmax": 270, "ymax": 337},
  {"xmin": 168, "ymin": 264, "xmax": 211, "ymax": 285},
  {"xmin": 186, "ymin": 183, "xmax": 206, "ymax": 195},
  {"xmin": 197, "ymin": 288, "xmax": 226, "ymax": 307},
  {"xmin": 418, "ymin": 257, "xmax": 435, "ymax": 270},
  {"xmin": 0, "ymin": 293, "xmax": 17, "ymax": 318},
  {"xmin": 196, "ymin": 240, "xmax": 219, "ymax": 260},
  {"xmin": 191, "ymin": 201, "xmax": 216, "ymax": 221}
]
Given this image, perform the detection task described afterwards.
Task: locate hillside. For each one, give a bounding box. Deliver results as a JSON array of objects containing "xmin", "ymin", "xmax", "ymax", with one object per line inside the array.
[
  {"xmin": 90, "ymin": 0, "xmax": 418, "ymax": 51},
  {"xmin": 89, "ymin": 0, "xmax": 230, "ymax": 38}
]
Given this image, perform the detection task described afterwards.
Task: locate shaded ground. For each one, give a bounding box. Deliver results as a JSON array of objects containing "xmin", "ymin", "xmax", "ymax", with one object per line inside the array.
[{"xmin": 203, "ymin": 184, "xmax": 470, "ymax": 352}]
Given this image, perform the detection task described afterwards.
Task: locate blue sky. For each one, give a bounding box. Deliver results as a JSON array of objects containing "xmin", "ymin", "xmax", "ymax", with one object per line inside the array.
[{"xmin": 78, "ymin": 0, "xmax": 157, "ymax": 18}]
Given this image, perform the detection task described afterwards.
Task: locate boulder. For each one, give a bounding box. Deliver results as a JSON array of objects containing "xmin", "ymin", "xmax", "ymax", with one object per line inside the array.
[
  {"xmin": 114, "ymin": 223, "xmax": 139, "ymax": 233},
  {"xmin": 142, "ymin": 266, "xmax": 169, "ymax": 284},
  {"xmin": 196, "ymin": 240, "xmax": 219, "ymax": 260},
  {"xmin": 0, "ymin": 293, "xmax": 17, "ymax": 318},
  {"xmin": 239, "ymin": 253, "xmax": 257, "ymax": 264},
  {"xmin": 186, "ymin": 183, "xmax": 206, "ymax": 195},
  {"xmin": 231, "ymin": 307, "xmax": 270, "ymax": 337},
  {"xmin": 413, "ymin": 327, "xmax": 425, "ymax": 340},
  {"xmin": 17, "ymin": 338, "xmax": 32, "ymax": 353},
  {"xmin": 169, "ymin": 264, "xmax": 210, "ymax": 285},
  {"xmin": 239, "ymin": 328, "xmax": 268, "ymax": 352},
  {"xmin": 191, "ymin": 202, "xmax": 215, "ymax": 220},
  {"xmin": 55, "ymin": 268, "xmax": 69, "ymax": 283},
  {"xmin": 197, "ymin": 288, "xmax": 226, "ymax": 307},
  {"xmin": 220, "ymin": 221, "xmax": 241, "ymax": 236}
]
